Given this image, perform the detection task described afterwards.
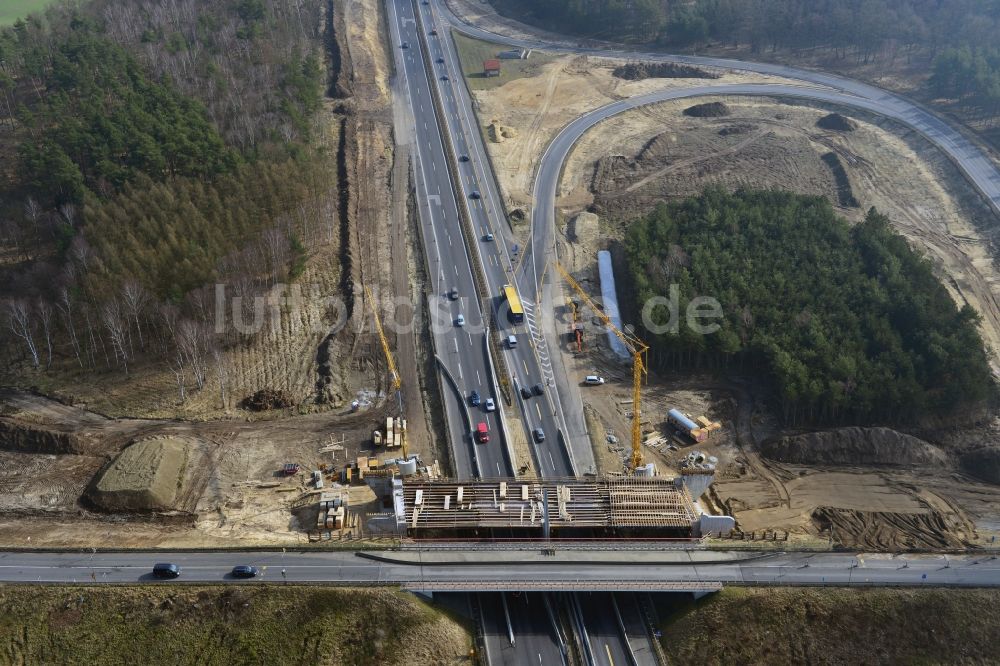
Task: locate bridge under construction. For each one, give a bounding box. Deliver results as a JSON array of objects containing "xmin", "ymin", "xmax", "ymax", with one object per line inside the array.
[{"xmin": 392, "ymin": 475, "xmax": 731, "ymax": 539}]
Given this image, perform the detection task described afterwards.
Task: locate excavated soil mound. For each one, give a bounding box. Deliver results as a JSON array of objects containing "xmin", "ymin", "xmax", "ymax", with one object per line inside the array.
[
  {"xmin": 0, "ymin": 418, "xmax": 83, "ymax": 454},
  {"xmin": 88, "ymin": 438, "xmax": 190, "ymax": 511},
  {"xmin": 761, "ymin": 427, "xmax": 945, "ymax": 466},
  {"xmin": 240, "ymin": 388, "xmax": 294, "ymax": 411},
  {"xmin": 817, "ymin": 112, "xmax": 857, "ymax": 131},
  {"xmin": 960, "ymin": 447, "xmax": 1000, "ymax": 485},
  {"xmin": 613, "ymin": 62, "xmax": 719, "ymax": 81},
  {"xmin": 683, "ymin": 102, "xmax": 730, "ymax": 118}
]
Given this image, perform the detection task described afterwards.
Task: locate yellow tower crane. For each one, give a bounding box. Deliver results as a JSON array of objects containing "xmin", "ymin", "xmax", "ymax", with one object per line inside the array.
[
  {"xmin": 364, "ymin": 285, "xmax": 406, "ymax": 458},
  {"xmin": 555, "ymin": 262, "xmax": 648, "ymax": 471}
]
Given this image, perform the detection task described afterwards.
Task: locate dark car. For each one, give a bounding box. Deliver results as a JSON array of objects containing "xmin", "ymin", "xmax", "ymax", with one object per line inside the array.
[
  {"xmin": 441, "ymin": 74, "xmax": 450, "ymax": 81},
  {"xmin": 469, "ymin": 190, "xmax": 481, "ymax": 199},
  {"xmin": 401, "ymin": 41, "xmax": 409, "ymax": 48},
  {"xmin": 533, "ymin": 428, "xmax": 546, "ymax": 443},
  {"xmin": 520, "ymin": 386, "xmax": 532, "ymax": 399},
  {"xmin": 231, "ymin": 565, "xmax": 258, "ymax": 579},
  {"xmin": 430, "ymin": 29, "xmax": 438, "ymax": 36},
  {"xmin": 152, "ymin": 563, "xmax": 180, "ymax": 579},
  {"xmin": 532, "ymin": 383, "xmax": 545, "ymax": 396},
  {"xmin": 437, "ymin": 57, "xmax": 445, "ymax": 64},
  {"xmin": 470, "ymin": 390, "xmax": 481, "ymax": 407},
  {"xmin": 459, "ymin": 155, "xmax": 469, "ymax": 162}
]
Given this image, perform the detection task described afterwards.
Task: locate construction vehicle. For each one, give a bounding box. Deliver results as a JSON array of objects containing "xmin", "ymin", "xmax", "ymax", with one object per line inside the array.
[
  {"xmin": 281, "ymin": 463, "xmax": 300, "ymax": 476},
  {"xmin": 556, "ymin": 262, "xmax": 649, "ymax": 471}
]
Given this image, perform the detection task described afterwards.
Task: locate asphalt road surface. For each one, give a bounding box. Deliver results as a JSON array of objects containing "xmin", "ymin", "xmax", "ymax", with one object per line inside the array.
[
  {"xmin": 418, "ymin": 0, "xmax": 579, "ymax": 477},
  {"xmin": 387, "ymin": 0, "xmax": 511, "ymax": 479},
  {"xmin": 2, "ymin": 550, "xmax": 998, "ymax": 587}
]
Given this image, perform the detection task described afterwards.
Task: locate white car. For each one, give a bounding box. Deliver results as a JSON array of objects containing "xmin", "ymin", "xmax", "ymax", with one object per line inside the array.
[
  {"xmin": 584, "ymin": 375, "xmax": 605, "ymax": 385},
  {"xmin": 484, "ymin": 398, "xmax": 495, "ymax": 412},
  {"xmin": 455, "ymin": 314, "xmax": 465, "ymax": 326}
]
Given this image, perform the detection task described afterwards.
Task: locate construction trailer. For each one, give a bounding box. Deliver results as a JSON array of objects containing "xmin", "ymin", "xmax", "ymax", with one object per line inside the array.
[
  {"xmin": 483, "ymin": 58, "xmax": 501, "ymax": 77},
  {"xmin": 394, "ymin": 476, "xmax": 722, "ymax": 539}
]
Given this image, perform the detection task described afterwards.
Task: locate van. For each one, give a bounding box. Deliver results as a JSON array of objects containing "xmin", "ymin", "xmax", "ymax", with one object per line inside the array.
[
  {"xmin": 152, "ymin": 563, "xmax": 180, "ymax": 579},
  {"xmin": 584, "ymin": 375, "xmax": 605, "ymax": 385},
  {"xmin": 507, "ymin": 335, "xmax": 517, "ymax": 348},
  {"xmin": 475, "ymin": 422, "xmax": 490, "ymax": 443}
]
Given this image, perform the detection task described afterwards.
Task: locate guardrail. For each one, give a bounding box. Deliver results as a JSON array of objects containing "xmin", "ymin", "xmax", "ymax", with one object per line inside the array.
[
  {"xmin": 487, "ymin": 313, "xmax": 513, "ymax": 406},
  {"xmin": 483, "ymin": 327, "xmax": 517, "ymax": 474},
  {"xmin": 436, "ymin": 354, "xmax": 481, "ymax": 478},
  {"xmin": 401, "ymin": 580, "xmax": 724, "ymax": 592}
]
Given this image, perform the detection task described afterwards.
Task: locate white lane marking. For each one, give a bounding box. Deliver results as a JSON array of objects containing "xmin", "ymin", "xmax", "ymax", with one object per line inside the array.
[
  {"xmin": 457, "ymin": 362, "xmax": 464, "ymax": 380},
  {"xmin": 477, "ymin": 370, "xmax": 482, "ymax": 384}
]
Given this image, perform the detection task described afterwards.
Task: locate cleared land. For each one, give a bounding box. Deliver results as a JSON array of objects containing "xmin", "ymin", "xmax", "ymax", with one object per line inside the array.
[
  {"xmin": 0, "ymin": 585, "xmax": 472, "ymax": 666},
  {"xmin": 659, "ymin": 587, "xmax": 1000, "ymax": 665},
  {"xmin": 451, "ymin": 37, "xmax": 807, "ymax": 213},
  {"xmin": 0, "ymin": 0, "xmax": 54, "ymax": 25}
]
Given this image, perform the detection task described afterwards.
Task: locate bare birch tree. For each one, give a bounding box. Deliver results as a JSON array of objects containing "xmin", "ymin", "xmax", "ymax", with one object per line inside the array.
[{"xmin": 5, "ymin": 300, "xmax": 40, "ymax": 369}]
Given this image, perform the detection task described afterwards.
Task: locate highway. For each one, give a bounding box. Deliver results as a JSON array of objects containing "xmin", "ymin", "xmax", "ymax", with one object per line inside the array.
[
  {"xmin": 480, "ymin": 592, "xmax": 566, "ymax": 666},
  {"xmin": 418, "ymin": 0, "xmax": 580, "ymax": 478},
  {"xmin": 1, "ymin": 550, "xmax": 999, "ymax": 587},
  {"xmin": 387, "ymin": 2, "xmax": 571, "ymax": 661},
  {"xmin": 386, "ymin": 0, "xmax": 511, "ymax": 479}
]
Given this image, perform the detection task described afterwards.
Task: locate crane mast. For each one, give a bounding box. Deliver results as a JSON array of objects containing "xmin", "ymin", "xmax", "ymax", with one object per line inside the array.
[
  {"xmin": 364, "ymin": 285, "xmax": 406, "ymax": 458},
  {"xmin": 555, "ymin": 262, "xmax": 648, "ymax": 470}
]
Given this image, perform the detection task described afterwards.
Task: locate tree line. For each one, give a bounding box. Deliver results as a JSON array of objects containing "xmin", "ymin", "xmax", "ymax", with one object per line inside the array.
[
  {"xmin": 929, "ymin": 46, "xmax": 1000, "ymax": 119},
  {"xmin": 0, "ymin": 0, "xmax": 336, "ymax": 407},
  {"xmin": 492, "ymin": 0, "xmax": 1000, "ymax": 118},
  {"xmin": 623, "ymin": 188, "xmax": 996, "ymax": 426}
]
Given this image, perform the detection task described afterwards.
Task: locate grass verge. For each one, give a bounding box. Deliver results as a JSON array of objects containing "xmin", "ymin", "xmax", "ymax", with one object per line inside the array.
[
  {"xmin": 0, "ymin": 0, "xmax": 55, "ymax": 26},
  {"xmin": 658, "ymin": 587, "xmax": 1000, "ymax": 664},
  {"xmin": 0, "ymin": 585, "xmax": 472, "ymax": 665},
  {"xmin": 451, "ymin": 31, "xmax": 555, "ymax": 91}
]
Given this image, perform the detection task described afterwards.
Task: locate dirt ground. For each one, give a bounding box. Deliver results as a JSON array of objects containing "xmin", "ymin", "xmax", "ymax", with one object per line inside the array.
[
  {"xmin": 0, "ymin": 389, "xmax": 402, "ymax": 547},
  {"xmin": 0, "ymin": 0, "xmax": 452, "ymax": 548},
  {"xmin": 457, "ymin": 49, "xmax": 818, "ymax": 212}
]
